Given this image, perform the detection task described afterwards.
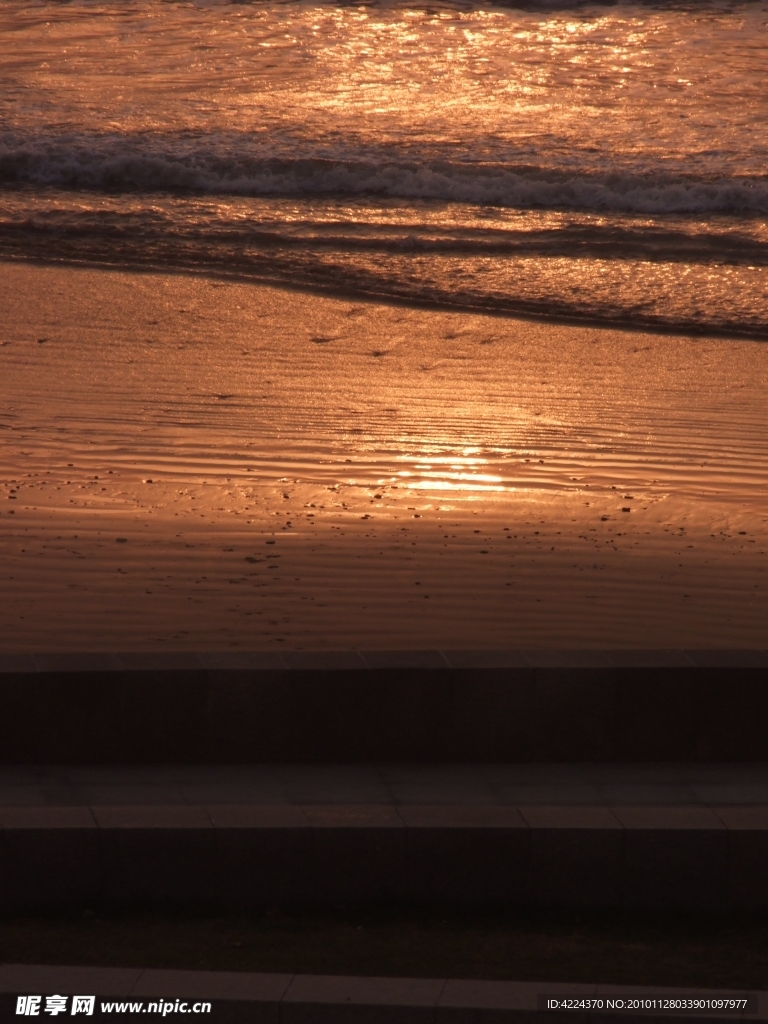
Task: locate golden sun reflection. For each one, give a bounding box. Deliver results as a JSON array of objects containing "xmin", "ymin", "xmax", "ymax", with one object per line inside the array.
[{"xmin": 392, "ymin": 452, "xmax": 507, "ymax": 494}]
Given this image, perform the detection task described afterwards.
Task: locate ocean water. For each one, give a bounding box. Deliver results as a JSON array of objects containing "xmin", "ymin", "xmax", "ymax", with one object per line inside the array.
[{"xmin": 1, "ymin": 0, "xmax": 767, "ymax": 337}]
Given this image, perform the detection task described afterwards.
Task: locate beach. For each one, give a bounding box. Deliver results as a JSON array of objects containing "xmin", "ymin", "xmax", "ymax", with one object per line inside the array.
[
  {"xmin": 1, "ymin": 261, "xmax": 766, "ymax": 652},
  {"xmin": 2, "ymin": 0, "xmax": 767, "ymax": 654}
]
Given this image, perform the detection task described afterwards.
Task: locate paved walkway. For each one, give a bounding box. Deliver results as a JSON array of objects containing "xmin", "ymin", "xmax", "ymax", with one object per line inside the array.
[{"xmin": 0, "ymin": 965, "xmax": 764, "ymax": 1023}]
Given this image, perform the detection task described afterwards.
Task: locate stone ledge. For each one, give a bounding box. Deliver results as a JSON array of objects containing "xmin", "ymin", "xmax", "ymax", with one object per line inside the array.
[
  {"xmin": 1, "ymin": 653, "xmax": 767, "ymax": 763},
  {"xmin": 0, "ymin": 802, "xmax": 766, "ymax": 832},
  {"xmin": 0, "ymin": 796, "xmax": 767, "ymax": 911},
  {"xmin": 1, "ymin": 650, "xmax": 768, "ymax": 674}
]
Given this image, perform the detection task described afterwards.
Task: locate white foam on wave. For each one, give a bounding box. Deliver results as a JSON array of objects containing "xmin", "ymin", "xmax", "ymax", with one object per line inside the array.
[{"xmin": 2, "ymin": 139, "xmax": 767, "ymax": 216}]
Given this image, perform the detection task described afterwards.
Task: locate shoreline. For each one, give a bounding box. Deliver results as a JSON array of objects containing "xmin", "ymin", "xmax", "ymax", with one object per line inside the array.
[
  {"xmin": 1, "ymin": 253, "xmax": 766, "ymax": 345},
  {"xmin": 1, "ymin": 260, "xmax": 766, "ymax": 652}
]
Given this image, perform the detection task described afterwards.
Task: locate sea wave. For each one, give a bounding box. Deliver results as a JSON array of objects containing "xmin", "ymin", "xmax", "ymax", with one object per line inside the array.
[
  {"xmin": 3, "ymin": 204, "xmax": 767, "ymax": 266},
  {"xmin": 2, "ymin": 137, "xmax": 767, "ymax": 216},
  {"xmin": 1, "ymin": 185, "xmax": 766, "ymax": 339}
]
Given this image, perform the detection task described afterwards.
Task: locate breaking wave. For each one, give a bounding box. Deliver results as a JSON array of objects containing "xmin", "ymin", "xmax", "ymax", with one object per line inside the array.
[{"xmin": 2, "ymin": 135, "xmax": 767, "ymax": 216}]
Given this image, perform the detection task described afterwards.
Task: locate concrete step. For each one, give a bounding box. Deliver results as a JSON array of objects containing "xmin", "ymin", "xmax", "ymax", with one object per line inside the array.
[
  {"xmin": 3, "ymin": 764, "xmax": 768, "ymax": 912},
  {"xmin": 1, "ymin": 650, "xmax": 768, "ymax": 762},
  {"xmin": 0, "ymin": 965, "xmax": 764, "ymax": 1023}
]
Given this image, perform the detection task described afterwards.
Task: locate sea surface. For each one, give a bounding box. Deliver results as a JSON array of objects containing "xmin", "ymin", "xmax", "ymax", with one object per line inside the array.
[{"xmin": 0, "ymin": 0, "xmax": 767, "ymax": 337}]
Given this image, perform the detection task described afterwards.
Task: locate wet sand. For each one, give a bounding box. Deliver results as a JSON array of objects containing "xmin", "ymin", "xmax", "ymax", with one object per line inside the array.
[{"xmin": 1, "ymin": 261, "xmax": 766, "ymax": 651}]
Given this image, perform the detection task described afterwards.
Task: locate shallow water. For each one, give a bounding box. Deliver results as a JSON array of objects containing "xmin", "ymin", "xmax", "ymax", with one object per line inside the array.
[{"xmin": 1, "ymin": 0, "xmax": 767, "ymax": 336}]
